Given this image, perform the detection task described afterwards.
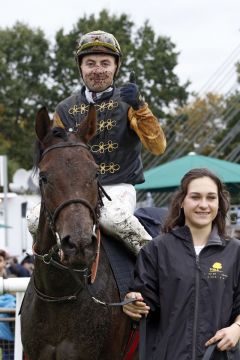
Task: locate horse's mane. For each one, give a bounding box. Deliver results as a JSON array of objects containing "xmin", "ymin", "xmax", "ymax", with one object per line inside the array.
[{"xmin": 33, "ymin": 127, "xmax": 68, "ymax": 171}]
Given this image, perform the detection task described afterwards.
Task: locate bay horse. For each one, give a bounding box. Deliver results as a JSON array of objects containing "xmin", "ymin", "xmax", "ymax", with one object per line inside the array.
[{"xmin": 20, "ymin": 105, "xmax": 137, "ymax": 360}]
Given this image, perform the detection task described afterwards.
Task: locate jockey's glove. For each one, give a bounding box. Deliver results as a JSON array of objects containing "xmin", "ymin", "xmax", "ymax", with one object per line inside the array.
[{"xmin": 120, "ymin": 71, "xmax": 145, "ymax": 110}]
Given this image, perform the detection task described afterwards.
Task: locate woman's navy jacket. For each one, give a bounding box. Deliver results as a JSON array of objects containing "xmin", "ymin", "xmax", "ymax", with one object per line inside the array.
[{"xmin": 131, "ymin": 226, "xmax": 240, "ymax": 360}]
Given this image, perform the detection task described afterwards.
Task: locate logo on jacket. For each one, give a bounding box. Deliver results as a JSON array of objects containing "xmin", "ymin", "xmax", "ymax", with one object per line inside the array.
[{"xmin": 207, "ymin": 262, "xmax": 228, "ymax": 280}]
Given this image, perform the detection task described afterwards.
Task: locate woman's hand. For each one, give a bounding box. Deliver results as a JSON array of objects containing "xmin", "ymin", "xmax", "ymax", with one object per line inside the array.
[
  {"xmin": 205, "ymin": 323, "xmax": 240, "ymax": 351},
  {"xmin": 123, "ymin": 292, "xmax": 150, "ymax": 321}
]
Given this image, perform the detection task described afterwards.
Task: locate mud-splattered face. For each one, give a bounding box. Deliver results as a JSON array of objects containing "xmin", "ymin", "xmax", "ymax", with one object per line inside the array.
[{"xmin": 81, "ymin": 54, "xmax": 117, "ymax": 92}]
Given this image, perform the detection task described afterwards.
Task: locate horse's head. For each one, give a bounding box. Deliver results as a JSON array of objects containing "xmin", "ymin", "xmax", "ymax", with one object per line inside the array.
[{"xmin": 34, "ymin": 105, "xmax": 100, "ymax": 269}]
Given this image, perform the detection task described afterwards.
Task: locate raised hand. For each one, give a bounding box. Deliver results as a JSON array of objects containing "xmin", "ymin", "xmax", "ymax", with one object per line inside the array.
[{"xmin": 120, "ymin": 71, "xmax": 145, "ymax": 110}]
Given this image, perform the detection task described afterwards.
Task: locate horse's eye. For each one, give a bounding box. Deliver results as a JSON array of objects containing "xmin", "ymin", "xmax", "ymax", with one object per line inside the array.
[{"xmin": 39, "ymin": 174, "xmax": 48, "ymax": 186}]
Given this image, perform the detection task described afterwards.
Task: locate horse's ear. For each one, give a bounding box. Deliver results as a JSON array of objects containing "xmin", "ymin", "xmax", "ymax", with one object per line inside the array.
[
  {"xmin": 35, "ymin": 106, "xmax": 51, "ymax": 142},
  {"xmin": 77, "ymin": 104, "xmax": 97, "ymax": 143}
]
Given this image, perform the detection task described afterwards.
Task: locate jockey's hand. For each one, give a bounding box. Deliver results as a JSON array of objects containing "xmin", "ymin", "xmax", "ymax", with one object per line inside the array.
[
  {"xmin": 123, "ymin": 292, "xmax": 150, "ymax": 321},
  {"xmin": 205, "ymin": 323, "xmax": 240, "ymax": 351},
  {"xmin": 120, "ymin": 71, "xmax": 145, "ymax": 110}
]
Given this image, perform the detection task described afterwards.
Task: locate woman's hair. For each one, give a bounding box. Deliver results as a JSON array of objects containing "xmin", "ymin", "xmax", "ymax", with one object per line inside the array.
[
  {"xmin": 163, "ymin": 168, "xmax": 230, "ymax": 236},
  {"xmin": 0, "ymin": 249, "xmax": 7, "ymax": 260}
]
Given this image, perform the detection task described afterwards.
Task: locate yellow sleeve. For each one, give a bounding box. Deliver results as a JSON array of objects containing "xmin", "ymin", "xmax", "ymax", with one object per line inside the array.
[
  {"xmin": 128, "ymin": 103, "xmax": 167, "ymax": 155},
  {"xmin": 52, "ymin": 112, "xmax": 65, "ymax": 128}
]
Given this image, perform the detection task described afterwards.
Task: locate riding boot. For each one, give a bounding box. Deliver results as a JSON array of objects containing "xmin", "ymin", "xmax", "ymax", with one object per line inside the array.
[
  {"xmin": 26, "ymin": 203, "xmax": 41, "ymax": 238},
  {"xmin": 100, "ymin": 213, "xmax": 152, "ymax": 256}
]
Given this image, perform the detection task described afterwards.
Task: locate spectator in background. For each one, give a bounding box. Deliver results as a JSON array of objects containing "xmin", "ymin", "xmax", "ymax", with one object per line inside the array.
[
  {"xmin": 0, "ymin": 249, "xmax": 15, "ymax": 360},
  {"xmin": 20, "ymin": 255, "xmax": 34, "ymax": 276},
  {"xmin": 0, "ymin": 250, "xmax": 8, "ymax": 279},
  {"xmin": 0, "ymin": 294, "xmax": 15, "ymax": 360},
  {"xmin": 236, "ymin": 206, "xmax": 240, "ymax": 224},
  {"xmin": 7, "ymin": 257, "xmax": 30, "ymax": 278}
]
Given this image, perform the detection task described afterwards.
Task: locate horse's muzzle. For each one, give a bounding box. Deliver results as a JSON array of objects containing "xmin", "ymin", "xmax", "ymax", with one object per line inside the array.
[{"xmin": 60, "ymin": 234, "xmax": 97, "ymax": 267}]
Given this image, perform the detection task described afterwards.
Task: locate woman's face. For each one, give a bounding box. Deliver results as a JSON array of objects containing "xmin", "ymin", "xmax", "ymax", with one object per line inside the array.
[
  {"xmin": 182, "ymin": 176, "xmax": 219, "ymax": 231},
  {"xmin": 80, "ymin": 54, "xmax": 117, "ymax": 92}
]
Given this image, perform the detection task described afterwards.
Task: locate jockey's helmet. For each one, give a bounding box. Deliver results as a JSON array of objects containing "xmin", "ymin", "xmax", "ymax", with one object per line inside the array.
[{"xmin": 75, "ymin": 30, "xmax": 122, "ymax": 77}]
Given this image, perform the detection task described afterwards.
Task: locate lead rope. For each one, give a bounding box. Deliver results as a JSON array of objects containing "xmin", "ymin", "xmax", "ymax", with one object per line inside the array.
[
  {"xmin": 202, "ymin": 343, "xmax": 219, "ymax": 360},
  {"xmin": 139, "ymin": 316, "xmax": 146, "ymax": 360}
]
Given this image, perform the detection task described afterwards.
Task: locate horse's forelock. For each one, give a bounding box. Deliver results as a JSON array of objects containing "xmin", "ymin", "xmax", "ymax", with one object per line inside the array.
[
  {"xmin": 34, "ymin": 127, "xmax": 69, "ymax": 168},
  {"xmin": 52, "ymin": 127, "xmax": 68, "ymax": 141}
]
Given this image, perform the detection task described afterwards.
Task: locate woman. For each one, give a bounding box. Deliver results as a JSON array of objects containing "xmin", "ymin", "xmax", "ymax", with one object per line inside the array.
[{"xmin": 123, "ymin": 168, "xmax": 240, "ymax": 359}]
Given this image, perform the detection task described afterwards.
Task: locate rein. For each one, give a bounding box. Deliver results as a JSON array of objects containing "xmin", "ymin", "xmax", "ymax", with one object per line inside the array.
[
  {"xmin": 32, "ymin": 244, "xmax": 91, "ymax": 303},
  {"xmin": 32, "ymin": 239, "xmax": 136, "ymax": 307}
]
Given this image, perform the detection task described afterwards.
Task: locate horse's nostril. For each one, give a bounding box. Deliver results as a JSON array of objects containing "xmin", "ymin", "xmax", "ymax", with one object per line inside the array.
[{"xmin": 61, "ymin": 235, "xmax": 77, "ymax": 251}]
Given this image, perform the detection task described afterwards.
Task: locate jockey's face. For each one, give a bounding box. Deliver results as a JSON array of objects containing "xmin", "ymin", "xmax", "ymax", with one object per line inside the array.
[{"xmin": 80, "ymin": 54, "xmax": 117, "ymax": 92}]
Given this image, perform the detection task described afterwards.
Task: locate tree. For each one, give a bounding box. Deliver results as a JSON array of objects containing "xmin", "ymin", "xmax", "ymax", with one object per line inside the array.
[
  {"xmin": 210, "ymin": 91, "xmax": 240, "ymax": 162},
  {"xmin": 172, "ymin": 93, "xmax": 226, "ymax": 156},
  {"xmin": 0, "ymin": 22, "xmax": 52, "ymax": 171}
]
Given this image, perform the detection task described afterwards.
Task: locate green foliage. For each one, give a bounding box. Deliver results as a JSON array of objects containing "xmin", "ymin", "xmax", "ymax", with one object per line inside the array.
[
  {"xmin": 211, "ymin": 91, "xmax": 240, "ymax": 161},
  {"xmin": 0, "ymin": 22, "xmax": 52, "ymax": 172},
  {"xmin": 128, "ymin": 21, "xmax": 189, "ymax": 118}
]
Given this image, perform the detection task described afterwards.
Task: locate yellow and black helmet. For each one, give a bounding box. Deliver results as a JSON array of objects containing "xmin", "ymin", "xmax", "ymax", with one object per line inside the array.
[{"xmin": 75, "ymin": 30, "xmax": 122, "ymax": 76}]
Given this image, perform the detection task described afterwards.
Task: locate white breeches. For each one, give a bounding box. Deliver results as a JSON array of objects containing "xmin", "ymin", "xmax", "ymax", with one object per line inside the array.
[
  {"xmin": 100, "ymin": 183, "xmax": 151, "ymax": 254},
  {"xmin": 100, "ymin": 183, "xmax": 136, "ymax": 226}
]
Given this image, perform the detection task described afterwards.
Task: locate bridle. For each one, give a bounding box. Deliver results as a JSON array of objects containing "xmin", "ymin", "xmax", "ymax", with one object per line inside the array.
[
  {"xmin": 33, "ymin": 141, "xmax": 101, "ymax": 301},
  {"xmin": 33, "ymin": 140, "xmax": 134, "ymax": 311}
]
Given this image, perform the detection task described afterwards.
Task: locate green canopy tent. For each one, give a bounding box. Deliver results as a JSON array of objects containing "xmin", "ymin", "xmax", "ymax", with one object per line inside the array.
[{"xmin": 136, "ymin": 153, "xmax": 240, "ymax": 192}]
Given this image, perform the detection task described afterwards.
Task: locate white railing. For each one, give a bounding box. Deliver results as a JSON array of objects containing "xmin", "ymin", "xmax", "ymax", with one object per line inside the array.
[{"xmin": 0, "ymin": 277, "xmax": 30, "ymax": 360}]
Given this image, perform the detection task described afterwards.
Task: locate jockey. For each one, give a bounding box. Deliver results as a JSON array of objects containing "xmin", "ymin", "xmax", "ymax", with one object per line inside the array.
[{"xmin": 27, "ymin": 30, "xmax": 166, "ymax": 255}]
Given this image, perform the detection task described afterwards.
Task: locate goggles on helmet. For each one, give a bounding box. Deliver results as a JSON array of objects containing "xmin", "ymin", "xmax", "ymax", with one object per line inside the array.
[
  {"xmin": 75, "ymin": 30, "xmax": 122, "ymax": 77},
  {"xmin": 76, "ymin": 30, "xmax": 122, "ymax": 58}
]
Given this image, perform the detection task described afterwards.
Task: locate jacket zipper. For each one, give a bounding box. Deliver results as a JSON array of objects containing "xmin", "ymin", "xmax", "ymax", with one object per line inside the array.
[{"xmin": 192, "ymin": 255, "xmax": 200, "ymax": 360}]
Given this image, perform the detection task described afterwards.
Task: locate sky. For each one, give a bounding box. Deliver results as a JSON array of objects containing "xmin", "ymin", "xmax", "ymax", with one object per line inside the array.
[{"xmin": 1, "ymin": 0, "xmax": 240, "ymax": 94}]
